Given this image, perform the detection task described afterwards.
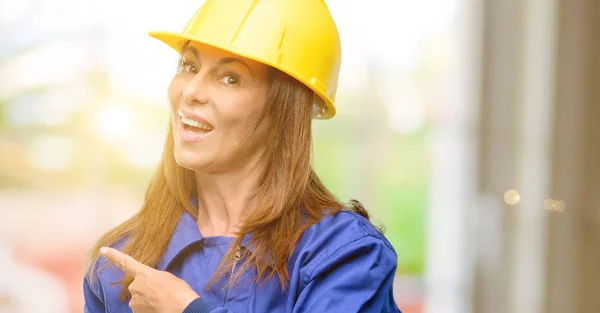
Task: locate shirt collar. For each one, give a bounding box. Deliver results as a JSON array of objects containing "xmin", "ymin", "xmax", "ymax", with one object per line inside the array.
[{"xmin": 157, "ymin": 210, "xmax": 255, "ymax": 271}]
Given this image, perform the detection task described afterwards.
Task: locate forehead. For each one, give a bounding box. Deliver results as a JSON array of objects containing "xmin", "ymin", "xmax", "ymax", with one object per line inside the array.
[{"xmin": 182, "ymin": 41, "xmax": 263, "ymax": 68}]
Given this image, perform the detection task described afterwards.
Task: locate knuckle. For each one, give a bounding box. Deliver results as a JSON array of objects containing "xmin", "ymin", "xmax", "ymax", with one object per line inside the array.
[
  {"xmin": 128, "ymin": 281, "xmax": 139, "ymax": 293},
  {"xmin": 129, "ymin": 298, "xmax": 138, "ymax": 309}
]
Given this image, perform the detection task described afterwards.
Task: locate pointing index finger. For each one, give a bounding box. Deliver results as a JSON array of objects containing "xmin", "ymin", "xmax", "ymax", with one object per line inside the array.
[{"xmin": 99, "ymin": 247, "xmax": 151, "ymax": 277}]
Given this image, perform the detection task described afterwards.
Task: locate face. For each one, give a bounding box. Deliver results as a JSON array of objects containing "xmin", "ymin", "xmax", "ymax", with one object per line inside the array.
[{"xmin": 168, "ymin": 42, "xmax": 272, "ymax": 173}]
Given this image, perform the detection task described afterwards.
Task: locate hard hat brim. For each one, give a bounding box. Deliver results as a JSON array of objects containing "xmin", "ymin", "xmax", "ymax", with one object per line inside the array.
[{"xmin": 148, "ymin": 31, "xmax": 335, "ymax": 120}]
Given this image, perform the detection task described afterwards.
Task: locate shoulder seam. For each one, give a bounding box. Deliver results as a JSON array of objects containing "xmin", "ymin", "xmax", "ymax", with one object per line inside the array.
[
  {"xmin": 300, "ymin": 212, "xmax": 367, "ymax": 287},
  {"xmin": 342, "ymin": 210, "xmax": 397, "ymax": 255},
  {"xmin": 300, "ymin": 210, "xmax": 397, "ymax": 287},
  {"xmin": 306, "ymin": 232, "xmax": 395, "ymax": 283},
  {"xmin": 306, "ymin": 233, "xmax": 365, "ymax": 283}
]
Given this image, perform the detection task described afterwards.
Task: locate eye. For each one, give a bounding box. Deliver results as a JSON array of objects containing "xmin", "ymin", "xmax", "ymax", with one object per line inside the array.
[
  {"xmin": 183, "ymin": 62, "xmax": 198, "ymax": 74},
  {"xmin": 219, "ymin": 72, "xmax": 240, "ymax": 86},
  {"xmin": 178, "ymin": 60, "xmax": 198, "ymax": 74}
]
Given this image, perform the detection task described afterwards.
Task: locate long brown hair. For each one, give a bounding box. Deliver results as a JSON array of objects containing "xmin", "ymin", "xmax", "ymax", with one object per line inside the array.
[{"xmin": 87, "ymin": 68, "xmax": 371, "ymax": 301}]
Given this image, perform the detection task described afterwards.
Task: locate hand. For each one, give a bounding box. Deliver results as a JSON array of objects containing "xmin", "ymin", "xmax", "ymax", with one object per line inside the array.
[{"xmin": 99, "ymin": 247, "xmax": 200, "ymax": 313}]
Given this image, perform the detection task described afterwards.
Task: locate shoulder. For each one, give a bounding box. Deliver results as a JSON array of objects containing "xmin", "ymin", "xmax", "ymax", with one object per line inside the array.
[
  {"xmin": 291, "ymin": 210, "xmax": 398, "ymax": 282},
  {"xmin": 323, "ymin": 210, "xmax": 393, "ymax": 241},
  {"xmin": 300, "ymin": 210, "xmax": 396, "ymax": 254},
  {"xmin": 84, "ymin": 238, "xmax": 128, "ymax": 302}
]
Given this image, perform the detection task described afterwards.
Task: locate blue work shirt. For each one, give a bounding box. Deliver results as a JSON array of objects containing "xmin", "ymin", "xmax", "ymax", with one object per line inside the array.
[{"xmin": 84, "ymin": 210, "xmax": 402, "ymax": 312}]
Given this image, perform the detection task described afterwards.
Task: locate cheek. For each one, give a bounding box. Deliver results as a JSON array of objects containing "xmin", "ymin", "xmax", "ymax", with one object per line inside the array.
[
  {"xmin": 167, "ymin": 76, "xmax": 185, "ymax": 110},
  {"xmin": 217, "ymin": 102, "xmax": 270, "ymax": 154},
  {"xmin": 219, "ymin": 96, "xmax": 266, "ymax": 135}
]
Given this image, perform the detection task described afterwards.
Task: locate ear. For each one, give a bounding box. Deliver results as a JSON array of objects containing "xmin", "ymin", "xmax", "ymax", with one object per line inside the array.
[{"xmin": 312, "ymin": 98, "xmax": 326, "ymax": 119}]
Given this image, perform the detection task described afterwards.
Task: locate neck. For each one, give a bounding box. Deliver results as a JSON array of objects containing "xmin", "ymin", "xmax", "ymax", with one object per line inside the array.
[{"xmin": 194, "ymin": 162, "xmax": 264, "ymax": 238}]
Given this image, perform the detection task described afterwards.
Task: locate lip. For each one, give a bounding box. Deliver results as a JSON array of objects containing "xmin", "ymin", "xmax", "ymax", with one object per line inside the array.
[
  {"xmin": 177, "ymin": 120, "xmax": 213, "ymax": 142},
  {"xmin": 178, "ymin": 108, "xmax": 214, "ymax": 129},
  {"xmin": 176, "ymin": 109, "xmax": 214, "ymax": 143}
]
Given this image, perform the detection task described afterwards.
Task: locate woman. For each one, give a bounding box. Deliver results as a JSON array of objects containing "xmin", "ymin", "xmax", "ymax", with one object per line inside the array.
[{"xmin": 84, "ymin": 0, "xmax": 402, "ymax": 312}]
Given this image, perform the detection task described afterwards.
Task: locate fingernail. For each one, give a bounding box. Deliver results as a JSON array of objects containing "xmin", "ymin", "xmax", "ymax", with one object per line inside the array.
[{"xmin": 99, "ymin": 247, "xmax": 108, "ymax": 256}]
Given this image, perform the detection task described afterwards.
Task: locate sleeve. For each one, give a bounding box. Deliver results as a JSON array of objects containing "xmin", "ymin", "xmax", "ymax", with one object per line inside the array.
[
  {"xmin": 83, "ymin": 275, "xmax": 105, "ymax": 313},
  {"xmin": 183, "ymin": 298, "xmax": 239, "ymax": 313},
  {"xmin": 293, "ymin": 235, "xmax": 402, "ymax": 313},
  {"xmin": 183, "ymin": 298, "xmax": 215, "ymax": 313}
]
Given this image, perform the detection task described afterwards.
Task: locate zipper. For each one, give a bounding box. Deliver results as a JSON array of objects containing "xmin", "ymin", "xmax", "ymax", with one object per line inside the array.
[{"xmin": 223, "ymin": 245, "xmax": 242, "ymax": 304}]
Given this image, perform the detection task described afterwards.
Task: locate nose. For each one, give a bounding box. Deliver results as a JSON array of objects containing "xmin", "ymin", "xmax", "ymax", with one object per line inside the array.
[{"xmin": 182, "ymin": 74, "xmax": 210, "ymax": 105}]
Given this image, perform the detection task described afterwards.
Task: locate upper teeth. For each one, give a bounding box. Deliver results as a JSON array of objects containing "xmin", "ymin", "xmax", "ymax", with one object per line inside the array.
[{"xmin": 179, "ymin": 111, "xmax": 212, "ymax": 130}]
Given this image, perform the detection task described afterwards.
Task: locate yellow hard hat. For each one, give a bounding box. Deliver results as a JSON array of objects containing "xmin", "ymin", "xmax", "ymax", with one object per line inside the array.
[{"xmin": 149, "ymin": 0, "xmax": 342, "ymax": 119}]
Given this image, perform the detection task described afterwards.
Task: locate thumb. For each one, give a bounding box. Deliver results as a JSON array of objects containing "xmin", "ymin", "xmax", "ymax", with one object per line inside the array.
[{"xmin": 99, "ymin": 247, "xmax": 152, "ymax": 277}]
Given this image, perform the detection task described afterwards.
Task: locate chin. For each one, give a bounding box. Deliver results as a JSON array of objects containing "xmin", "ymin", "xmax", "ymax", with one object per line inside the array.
[{"xmin": 173, "ymin": 148, "xmax": 209, "ymax": 172}]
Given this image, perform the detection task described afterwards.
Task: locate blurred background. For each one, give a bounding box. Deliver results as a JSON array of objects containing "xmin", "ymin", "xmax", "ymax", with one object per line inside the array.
[{"xmin": 0, "ymin": 0, "xmax": 598, "ymax": 312}]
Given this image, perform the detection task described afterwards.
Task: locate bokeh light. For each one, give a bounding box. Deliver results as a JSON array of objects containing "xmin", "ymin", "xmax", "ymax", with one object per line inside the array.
[{"xmin": 504, "ymin": 189, "xmax": 521, "ymax": 205}]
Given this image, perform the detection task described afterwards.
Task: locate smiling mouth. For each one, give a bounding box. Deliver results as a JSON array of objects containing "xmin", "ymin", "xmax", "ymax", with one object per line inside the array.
[{"xmin": 178, "ymin": 110, "xmax": 214, "ymax": 134}]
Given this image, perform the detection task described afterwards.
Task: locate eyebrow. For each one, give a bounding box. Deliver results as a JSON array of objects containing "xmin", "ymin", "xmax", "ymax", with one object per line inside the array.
[
  {"xmin": 182, "ymin": 46, "xmax": 252, "ymax": 73},
  {"xmin": 182, "ymin": 45, "xmax": 200, "ymax": 58},
  {"xmin": 217, "ymin": 57, "xmax": 251, "ymax": 72}
]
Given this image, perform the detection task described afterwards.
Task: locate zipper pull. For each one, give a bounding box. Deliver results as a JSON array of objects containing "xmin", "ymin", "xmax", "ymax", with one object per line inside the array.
[{"xmin": 233, "ymin": 245, "xmax": 241, "ymax": 261}]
